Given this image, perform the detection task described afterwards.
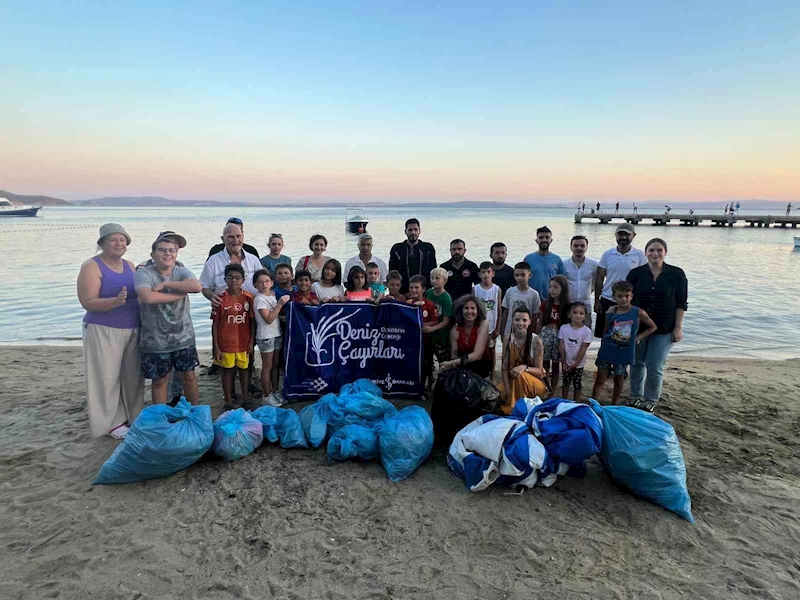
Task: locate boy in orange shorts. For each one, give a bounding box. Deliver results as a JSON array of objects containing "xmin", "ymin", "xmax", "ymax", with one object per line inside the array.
[{"xmin": 211, "ymin": 264, "xmax": 255, "ymax": 409}]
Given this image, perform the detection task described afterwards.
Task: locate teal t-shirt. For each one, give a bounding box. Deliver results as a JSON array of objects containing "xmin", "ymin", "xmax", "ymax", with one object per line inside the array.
[
  {"xmin": 424, "ymin": 288, "xmax": 453, "ymax": 347},
  {"xmin": 522, "ymin": 252, "xmax": 564, "ymax": 300}
]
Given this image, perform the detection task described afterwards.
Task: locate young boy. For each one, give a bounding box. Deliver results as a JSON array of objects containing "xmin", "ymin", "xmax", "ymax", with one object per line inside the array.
[
  {"xmin": 290, "ymin": 269, "xmax": 319, "ymax": 305},
  {"xmin": 558, "ymin": 303, "xmax": 592, "ymax": 402},
  {"xmin": 424, "ymin": 267, "xmax": 453, "ymax": 373},
  {"xmin": 385, "ymin": 270, "xmax": 406, "ymax": 302},
  {"xmin": 591, "ymin": 281, "xmax": 656, "ymax": 405},
  {"xmin": 273, "ymin": 263, "xmax": 296, "ymax": 301},
  {"xmin": 367, "ymin": 261, "xmax": 387, "ymax": 300},
  {"xmin": 407, "ymin": 274, "xmax": 439, "ymax": 387},
  {"xmin": 211, "ymin": 264, "xmax": 255, "ymax": 409},
  {"xmin": 473, "ymin": 262, "xmax": 502, "ymax": 375},
  {"xmin": 500, "ymin": 262, "xmax": 541, "ymax": 341}
]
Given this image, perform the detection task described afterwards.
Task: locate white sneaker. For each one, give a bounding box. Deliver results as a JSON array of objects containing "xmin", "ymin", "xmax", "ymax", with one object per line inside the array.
[
  {"xmin": 262, "ymin": 393, "xmax": 283, "ymax": 407},
  {"xmin": 272, "ymin": 392, "xmax": 287, "ymax": 406}
]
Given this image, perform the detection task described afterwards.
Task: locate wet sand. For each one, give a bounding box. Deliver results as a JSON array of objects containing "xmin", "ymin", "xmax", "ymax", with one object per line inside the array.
[{"xmin": 1, "ymin": 346, "xmax": 798, "ymax": 600}]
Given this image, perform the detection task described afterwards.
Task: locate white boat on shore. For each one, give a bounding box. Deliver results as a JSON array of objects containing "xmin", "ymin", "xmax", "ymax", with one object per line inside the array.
[{"xmin": 0, "ymin": 197, "xmax": 42, "ymax": 217}]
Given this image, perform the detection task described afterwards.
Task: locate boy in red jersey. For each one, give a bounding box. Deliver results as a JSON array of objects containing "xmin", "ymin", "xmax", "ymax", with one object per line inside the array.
[{"xmin": 211, "ymin": 264, "xmax": 255, "ymax": 409}]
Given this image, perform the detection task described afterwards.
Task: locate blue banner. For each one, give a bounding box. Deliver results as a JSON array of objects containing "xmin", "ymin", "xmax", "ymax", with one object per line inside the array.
[{"xmin": 283, "ymin": 301, "xmax": 424, "ymax": 400}]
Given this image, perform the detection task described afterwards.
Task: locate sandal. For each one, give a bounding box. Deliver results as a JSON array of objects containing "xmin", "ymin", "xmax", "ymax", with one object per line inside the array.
[{"xmin": 109, "ymin": 424, "xmax": 130, "ymax": 439}]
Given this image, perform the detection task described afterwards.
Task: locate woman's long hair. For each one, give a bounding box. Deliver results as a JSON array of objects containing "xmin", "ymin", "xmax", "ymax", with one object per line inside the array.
[
  {"xmin": 511, "ymin": 305, "xmax": 540, "ymax": 367},
  {"xmin": 544, "ymin": 274, "xmax": 571, "ymax": 326},
  {"xmin": 452, "ymin": 294, "xmax": 487, "ymax": 328}
]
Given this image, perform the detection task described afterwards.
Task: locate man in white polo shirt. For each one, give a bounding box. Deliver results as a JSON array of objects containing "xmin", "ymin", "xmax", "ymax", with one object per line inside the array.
[
  {"xmin": 200, "ymin": 222, "xmax": 262, "ymax": 307},
  {"xmin": 343, "ymin": 233, "xmax": 388, "ymax": 282},
  {"xmin": 562, "ymin": 235, "xmax": 598, "ymax": 328},
  {"xmin": 594, "ymin": 223, "xmax": 646, "ymax": 337}
]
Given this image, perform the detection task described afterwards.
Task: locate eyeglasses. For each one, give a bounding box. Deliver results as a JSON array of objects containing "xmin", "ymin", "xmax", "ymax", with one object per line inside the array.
[
  {"xmin": 225, "ymin": 275, "xmax": 244, "ymax": 281},
  {"xmin": 227, "ymin": 218, "xmax": 243, "ymax": 225},
  {"xmin": 155, "ymin": 247, "xmax": 178, "ymax": 254},
  {"xmin": 270, "ymin": 233, "xmax": 283, "ymax": 239}
]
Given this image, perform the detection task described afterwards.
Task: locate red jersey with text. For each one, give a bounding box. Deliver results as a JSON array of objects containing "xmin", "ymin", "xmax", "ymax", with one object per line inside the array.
[{"xmin": 211, "ymin": 291, "xmax": 254, "ymax": 352}]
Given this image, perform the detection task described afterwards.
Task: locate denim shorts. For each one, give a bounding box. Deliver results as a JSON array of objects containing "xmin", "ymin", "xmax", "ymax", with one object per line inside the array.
[
  {"xmin": 256, "ymin": 336, "xmax": 283, "ymax": 353},
  {"xmin": 595, "ymin": 359, "xmax": 628, "ymax": 377},
  {"xmin": 141, "ymin": 346, "xmax": 200, "ymax": 380}
]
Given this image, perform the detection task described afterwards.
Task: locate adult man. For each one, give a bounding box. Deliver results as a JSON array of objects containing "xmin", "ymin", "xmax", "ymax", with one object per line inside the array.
[
  {"xmin": 207, "ymin": 217, "xmax": 260, "ymax": 259},
  {"xmin": 440, "ymin": 239, "xmax": 480, "ymax": 300},
  {"xmin": 523, "ymin": 226, "xmax": 564, "ymax": 301},
  {"xmin": 615, "ymin": 201, "xmax": 620, "ymax": 214},
  {"xmin": 343, "ymin": 233, "xmax": 388, "ymax": 282},
  {"xmin": 596, "ymin": 202, "xmax": 601, "ymax": 212},
  {"xmin": 135, "ymin": 232, "xmax": 202, "ymax": 405},
  {"xmin": 562, "ymin": 235, "xmax": 598, "ymax": 328},
  {"xmin": 489, "ymin": 242, "xmax": 515, "ymax": 293},
  {"xmin": 787, "ymin": 203, "xmax": 792, "ymax": 216},
  {"xmin": 389, "ymin": 218, "xmax": 437, "ymax": 293},
  {"xmin": 633, "ymin": 202, "xmax": 638, "ymax": 214},
  {"xmin": 201, "ymin": 223, "xmax": 263, "ymax": 305},
  {"xmin": 594, "ymin": 223, "xmax": 647, "ymax": 337}
]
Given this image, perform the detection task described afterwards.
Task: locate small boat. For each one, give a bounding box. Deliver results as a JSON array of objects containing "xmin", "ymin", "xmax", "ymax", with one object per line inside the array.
[
  {"xmin": 0, "ymin": 197, "xmax": 42, "ymax": 217},
  {"xmin": 345, "ymin": 208, "xmax": 368, "ymax": 235}
]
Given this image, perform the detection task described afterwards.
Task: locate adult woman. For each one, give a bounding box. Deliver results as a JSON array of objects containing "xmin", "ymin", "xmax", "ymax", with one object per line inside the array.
[
  {"xmin": 295, "ymin": 234, "xmax": 330, "ymax": 282},
  {"xmin": 440, "ymin": 295, "xmax": 493, "ymax": 378},
  {"xmin": 626, "ymin": 238, "xmax": 688, "ymax": 413},
  {"xmin": 260, "ymin": 233, "xmax": 292, "ymax": 274},
  {"xmin": 77, "ymin": 224, "xmax": 144, "ymax": 438},
  {"xmin": 498, "ymin": 306, "xmax": 547, "ymax": 413}
]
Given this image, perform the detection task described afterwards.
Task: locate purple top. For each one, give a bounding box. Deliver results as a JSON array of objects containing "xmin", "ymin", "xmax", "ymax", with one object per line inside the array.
[{"xmin": 83, "ymin": 256, "xmax": 140, "ymax": 329}]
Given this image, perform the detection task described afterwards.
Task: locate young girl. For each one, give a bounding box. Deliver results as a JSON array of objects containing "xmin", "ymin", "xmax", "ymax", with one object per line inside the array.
[
  {"xmin": 253, "ymin": 270, "xmax": 289, "ymax": 406},
  {"xmin": 537, "ymin": 274, "xmax": 570, "ymax": 393},
  {"xmin": 344, "ymin": 265, "xmax": 372, "ymax": 301},
  {"xmin": 557, "ymin": 303, "xmax": 593, "ymax": 402},
  {"xmin": 498, "ymin": 306, "xmax": 547, "ymax": 413},
  {"xmin": 310, "ymin": 258, "xmax": 345, "ymax": 302}
]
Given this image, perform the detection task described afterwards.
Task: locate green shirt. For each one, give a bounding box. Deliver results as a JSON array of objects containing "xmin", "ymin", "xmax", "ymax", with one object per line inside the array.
[{"xmin": 424, "ymin": 288, "xmax": 453, "ymax": 347}]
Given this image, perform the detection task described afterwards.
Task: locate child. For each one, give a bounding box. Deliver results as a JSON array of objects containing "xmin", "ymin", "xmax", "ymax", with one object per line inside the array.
[
  {"xmin": 253, "ymin": 269, "xmax": 289, "ymax": 406},
  {"xmin": 260, "ymin": 233, "xmax": 292, "ymax": 274},
  {"xmin": 500, "ymin": 262, "xmax": 541, "ymax": 341},
  {"xmin": 367, "ymin": 262, "xmax": 387, "ymax": 300},
  {"xmin": 345, "ymin": 265, "xmax": 372, "ymax": 301},
  {"xmin": 310, "ymin": 258, "xmax": 345, "ymax": 302},
  {"xmin": 385, "ymin": 270, "xmax": 406, "ymax": 302},
  {"xmin": 407, "ymin": 274, "xmax": 439, "ymax": 387},
  {"xmin": 498, "ymin": 306, "xmax": 547, "ymax": 413},
  {"xmin": 291, "ymin": 269, "xmax": 319, "ymax": 305},
  {"xmin": 424, "ymin": 267, "xmax": 453, "ymax": 373},
  {"xmin": 557, "ymin": 303, "xmax": 593, "ymax": 402},
  {"xmin": 211, "ymin": 264, "xmax": 255, "ymax": 410},
  {"xmin": 273, "ymin": 263, "xmax": 296, "ymax": 301},
  {"xmin": 592, "ymin": 280, "xmax": 657, "ymax": 405},
  {"xmin": 537, "ymin": 274, "xmax": 570, "ymax": 392},
  {"xmin": 472, "ymin": 262, "xmax": 502, "ymax": 377}
]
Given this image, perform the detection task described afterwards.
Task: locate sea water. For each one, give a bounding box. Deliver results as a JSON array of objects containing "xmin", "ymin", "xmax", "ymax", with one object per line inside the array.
[{"xmin": 1, "ymin": 205, "xmax": 798, "ymax": 359}]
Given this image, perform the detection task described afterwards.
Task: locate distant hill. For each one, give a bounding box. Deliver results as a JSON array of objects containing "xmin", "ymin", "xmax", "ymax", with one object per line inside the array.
[
  {"xmin": 0, "ymin": 190, "xmax": 71, "ymax": 206},
  {"xmin": 76, "ymin": 196, "xmax": 252, "ymax": 207}
]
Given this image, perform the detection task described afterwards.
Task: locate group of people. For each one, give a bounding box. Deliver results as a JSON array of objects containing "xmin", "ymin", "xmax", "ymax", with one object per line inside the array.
[{"xmin": 77, "ymin": 215, "xmax": 687, "ymax": 440}]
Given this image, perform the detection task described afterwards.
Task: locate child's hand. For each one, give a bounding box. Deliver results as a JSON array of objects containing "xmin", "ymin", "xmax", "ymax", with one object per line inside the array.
[
  {"xmin": 422, "ymin": 325, "xmax": 432, "ymax": 334},
  {"xmin": 214, "ymin": 347, "xmax": 222, "ymax": 362},
  {"xmin": 278, "ymin": 295, "xmax": 290, "ymax": 306},
  {"xmin": 311, "ymin": 299, "xmax": 320, "ymax": 306},
  {"xmin": 248, "ymin": 340, "xmax": 255, "ymax": 354}
]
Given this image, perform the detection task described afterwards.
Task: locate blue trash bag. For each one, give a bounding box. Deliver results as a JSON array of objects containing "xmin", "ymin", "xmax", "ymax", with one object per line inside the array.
[
  {"xmin": 94, "ymin": 399, "xmax": 213, "ymax": 485},
  {"xmin": 526, "ymin": 398, "xmax": 603, "ymax": 465},
  {"xmin": 327, "ymin": 424, "xmax": 379, "ymax": 461},
  {"xmin": 329, "ymin": 392, "xmax": 396, "ymax": 429},
  {"xmin": 212, "ymin": 408, "xmax": 264, "ymax": 461},
  {"xmin": 590, "ymin": 400, "xmax": 694, "ymax": 523},
  {"xmin": 299, "ymin": 401, "xmax": 331, "ymax": 448},
  {"xmin": 251, "ymin": 406, "xmax": 309, "ymax": 449},
  {"xmin": 339, "ymin": 378, "xmax": 383, "ymax": 398},
  {"xmin": 378, "ymin": 406, "xmax": 434, "ymax": 482}
]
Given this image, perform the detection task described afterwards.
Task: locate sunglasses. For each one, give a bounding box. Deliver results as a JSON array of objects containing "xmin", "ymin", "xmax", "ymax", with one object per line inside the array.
[
  {"xmin": 227, "ymin": 218, "xmax": 243, "ymax": 225},
  {"xmin": 270, "ymin": 233, "xmax": 283, "ymax": 239}
]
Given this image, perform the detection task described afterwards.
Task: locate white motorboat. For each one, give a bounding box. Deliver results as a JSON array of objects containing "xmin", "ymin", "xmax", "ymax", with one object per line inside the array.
[
  {"xmin": 345, "ymin": 208, "xmax": 368, "ymax": 235},
  {"xmin": 0, "ymin": 197, "xmax": 42, "ymax": 217}
]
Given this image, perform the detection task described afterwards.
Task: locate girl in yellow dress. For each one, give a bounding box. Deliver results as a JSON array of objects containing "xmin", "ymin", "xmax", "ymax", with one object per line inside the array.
[{"xmin": 498, "ymin": 306, "xmax": 547, "ymax": 414}]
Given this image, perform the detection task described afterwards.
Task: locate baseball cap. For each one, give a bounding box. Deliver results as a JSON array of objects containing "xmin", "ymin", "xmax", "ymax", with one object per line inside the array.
[
  {"xmin": 97, "ymin": 223, "xmax": 131, "ymax": 245},
  {"xmin": 154, "ymin": 230, "xmax": 187, "ymax": 248},
  {"xmin": 615, "ymin": 222, "xmax": 636, "ymax": 234}
]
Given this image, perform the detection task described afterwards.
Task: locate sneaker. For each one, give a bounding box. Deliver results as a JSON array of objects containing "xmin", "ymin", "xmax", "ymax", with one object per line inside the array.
[
  {"xmin": 272, "ymin": 392, "xmax": 287, "ymax": 406},
  {"xmin": 109, "ymin": 424, "xmax": 130, "ymax": 439},
  {"xmin": 262, "ymin": 393, "xmax": 284, "ymax": 407}
]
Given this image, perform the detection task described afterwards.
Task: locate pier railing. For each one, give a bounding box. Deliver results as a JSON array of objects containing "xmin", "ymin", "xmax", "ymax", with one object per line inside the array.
[{"xmin": 574, "ymin": 213, "xmax": 800, "ymax": 228}]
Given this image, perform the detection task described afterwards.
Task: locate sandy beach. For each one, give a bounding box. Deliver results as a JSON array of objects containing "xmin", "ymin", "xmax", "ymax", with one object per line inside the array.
[{"xmin": 1, "ymin": 346, "xmax": 798, "ymax": 600}]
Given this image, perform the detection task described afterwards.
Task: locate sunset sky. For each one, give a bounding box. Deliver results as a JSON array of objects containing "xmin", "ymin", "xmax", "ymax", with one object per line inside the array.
[{"xmin": 2, "ymin": 1, "xmax": 799, "ymax": 203}]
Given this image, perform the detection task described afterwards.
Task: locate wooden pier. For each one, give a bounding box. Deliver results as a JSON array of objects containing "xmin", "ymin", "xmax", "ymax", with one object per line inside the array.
[{"xmin": 574, "ymin": 213, "xmax": 800, "ymax": 228}]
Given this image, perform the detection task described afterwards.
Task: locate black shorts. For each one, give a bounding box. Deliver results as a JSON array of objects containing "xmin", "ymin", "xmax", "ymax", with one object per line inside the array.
[
  {"xmin": 561, "ymin": 367, "xmax": 584, "ymax": 390},
  {"xmin": 141, "ymin": 346, "xmax": 200, "ymax": 380}
]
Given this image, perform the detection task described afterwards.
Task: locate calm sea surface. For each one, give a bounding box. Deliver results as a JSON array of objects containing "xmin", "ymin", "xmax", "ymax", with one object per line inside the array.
[{"xmin": 1, "ymin": 206, "xmax": 799, "ymax": 359}]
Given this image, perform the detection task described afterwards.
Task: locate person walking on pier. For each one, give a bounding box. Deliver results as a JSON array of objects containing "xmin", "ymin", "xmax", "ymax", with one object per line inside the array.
[
  {"xmin": 724, "ymin": 205, "xmax": 729, "ymax": 215},
  {"xmin": 615, "ymin": 201, "xmax": 620, "ymax": 214},
  {"xmin": 581, "ymin": 203, "xmax": 586, "ymax": 213},
  {"xmin": 596, "ymin": 202, "xmax": 601, "ymax": 213},
  {"xmin": 735, "ymin": 202, "xmax": 741, "ymax": 214},
  {"xmin": 632, "ymin": 202, "xmax": 638, "ymax": 215},
  {"xmin": 787, "ymin": 203, "xmax": 793, "ymax": 216}
]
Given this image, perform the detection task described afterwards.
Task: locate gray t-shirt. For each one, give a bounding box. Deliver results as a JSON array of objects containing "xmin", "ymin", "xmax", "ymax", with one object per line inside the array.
[
  {"xmin": 134, "ymin": 265, "xmax": 197, "ymax": 353},
  {"xmin": 501, "ymin": 286, "xmax": 541, "ymax": 337}
]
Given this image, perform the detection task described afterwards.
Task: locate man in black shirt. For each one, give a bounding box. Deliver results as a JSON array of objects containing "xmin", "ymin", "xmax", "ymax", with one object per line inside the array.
[
  {"xmin": 489, "ymin": 242, "xmax": 515, "ymax": 294},
  {"xmin": 440, "ymin": 239, "xmax": 480, "ymax": 301},
  {"xmin": 207, "ymin": 217, "xmax": 260, "ymax": 259},
  {"xmin": 389, "ymin": 218, "xmax": 438, "ymax": 293}
]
